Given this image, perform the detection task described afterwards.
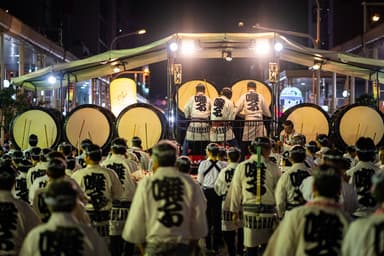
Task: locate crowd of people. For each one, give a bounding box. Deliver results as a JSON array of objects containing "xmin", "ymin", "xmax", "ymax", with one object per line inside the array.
[{"xmin": 1, "ymin": 81, "xmax": 384, "ymax": 256}]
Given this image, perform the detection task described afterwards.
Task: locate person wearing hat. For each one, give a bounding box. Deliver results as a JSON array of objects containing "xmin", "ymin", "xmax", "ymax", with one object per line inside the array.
[
  {"xmin": 76, "ymin": 138, "xmax": 93, "ymax": 168},
  {"xmin": 214, "ymin": 147, "xmax": 243, "ymax": 256},
  {"xmin": 275, "ymin": 145, "xmax": 312, "ymax": 218},
  {"xmin": 123, "ymin": 140, "xmax": 208, "ymax": 255},
  {"xmin": 228, "ymin": 136, "xmax": 279, "ymax": 256},
  {"xmin": 0, "ymin": 160, "xmax": 40, "ymax": 256},
  {"xmin": 101, "ymin": 137, "xmax": 137, "ymax": 256},
  {"xmin": 20, "ymin": 180, "xmax": 109, "ymax": 256},
  {"xmin": 342, "ymin": 172, "xmax": 384, "ymax": 256},
  {"xmin": 182, "ymin": 83, "xmax": 212, "ymax": 155},
  {"xmin": 264, "ymin": 164, "xmax": 350, "ymax": 256},
  {"xmin": 210, "ymin": 87, "xmax": 239, "ymax": 148},
  {"xmin": 235, "ymin": 82, "xmax": 271, "ymax": 155},
  {"xmin": 346, "ymin": 137, "xmax": 381, "ymax": 217},
  {"xmin": 72, "ymin": 143, "xmax": 122, "ymax": 242},
  {"xmin": 197, "ymin": 142, "xmax": 227, "ymax": 254}
]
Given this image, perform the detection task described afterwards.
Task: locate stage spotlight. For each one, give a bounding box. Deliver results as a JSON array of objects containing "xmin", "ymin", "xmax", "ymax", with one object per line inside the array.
[
  {"xmin": 169, "ymin": 42, "xmax": 178, "ymax": 52},
  {"xmin": 47, "ymin": 75, "xmax": 56, "ymax": 84},
  {"xmin": 253, "ymin": 39, "xmax": 271, "ymax": 56},
  {"xmin": 274, "ymin": 42, "xmax": 283, "ymax": 52},
  {"xmin": 181, "ymin": 39, "xmax": 196, "ymax": 55}
]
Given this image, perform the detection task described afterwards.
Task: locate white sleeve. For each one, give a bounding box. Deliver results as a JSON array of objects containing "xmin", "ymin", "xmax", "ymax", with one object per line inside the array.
[
  {"xmin": 275, "ymin": 174, "xmax": 287, "ymax": 218},
  {"xmin": 229, "ymin": 165, "xmax": 242, "ymax": 213},
  {"xmin": 190, "ymin": 184, "xmax": 208, "ymax": 240}
]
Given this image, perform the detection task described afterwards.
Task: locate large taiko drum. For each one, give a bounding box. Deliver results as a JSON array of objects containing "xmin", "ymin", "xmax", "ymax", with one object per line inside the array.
[
  {"xmin": 279, "ymin": 103, "xmax": 330, "ymax": 143},
  {"xmin": 331, "ymin": 104, "xmax": 384, "ymax": 148},
  {"xmin": 231, "ymin": 80, "xmax": 273, "ymax": 108},
  {"xmin": 176, "ymin": 80, "xmax": 218, "ymax": 113},
  {"xmin": 64, "ymin": 104, "xmax": 116, "ymax": 150},
  {"xmin": 10, "ymin": 107, "xmax": 62, "ymax": 150},
  {"xmin": 117, "ymin": 103, "xmax": 168, "ymax": 151}
]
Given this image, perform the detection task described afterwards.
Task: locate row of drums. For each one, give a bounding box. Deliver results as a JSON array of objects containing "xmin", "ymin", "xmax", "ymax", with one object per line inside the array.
[{"xmin": 10, "ymin": 78, "xmax": 384, "ymax": 151}]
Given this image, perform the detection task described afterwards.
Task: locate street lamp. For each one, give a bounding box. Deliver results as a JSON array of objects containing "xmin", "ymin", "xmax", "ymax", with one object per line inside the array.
[{"xmin": 109, "ymin": 29, "xmax": 146, "ymax": 50}]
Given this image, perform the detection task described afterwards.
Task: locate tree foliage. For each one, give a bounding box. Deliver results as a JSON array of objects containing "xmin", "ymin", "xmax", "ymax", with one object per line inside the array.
[
  {"xmin": 0, "ymin": 86, "xmax": 32, "ymax": 133},
  {"xmin": 355, "ymin": 93, "xmax": 377, "ymax": 107}
]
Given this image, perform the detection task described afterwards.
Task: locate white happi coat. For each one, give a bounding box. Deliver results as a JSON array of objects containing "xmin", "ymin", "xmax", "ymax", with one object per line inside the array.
[
  {"xmin": 210, "ymin": 95, "xmax": 236, "ymax": 142},
  {"xmin": 184, "ymin": 93, "xmax": 211, "ymax": 141},
  {"xmin": 28, "ymin": 175, "xmax": 49, "ymax": 204},
  {"xmin": 214, "ymin": 162, "xmax": 240, "ymax": 231},
  {"xmin": 20, "ymin": 212, "xmax": 109, "ymax": 256},
  {"xmin": 122, "ymin": 166, "xmax": 208, "ymax": 245},
  {"xmin": 342, "ymin": 210, "xmax": 384, "ymax": 256},
  {"xmin": 275, "ymin": 162, "xmax": 311, "ymax": 218},
  {"xmin": 264, "ymin": 197, "xmax": 350, "ymax": 256},
  {"xmin": 235, "ymin": 90, "xmax": 271, "ymax": 141},
  {"xmin": 0, "ymin": 191, "xmax": 40, "ymax": 256},
  {"xmin": 12, "ymin": 172, "xmax": 28, "ymax": 203},
  {"xmin": 71, "ymin": 164, "xmax": 122, "ymax": 212},
  {"xmin": 129, "ymin": 147, "xmax": 151, "ymax": 171},
  {"xmin": 101, "ymin": 154, "xmax": 136, "ymax": 202},
  {"xmin": 229, "ymin": 154, "xmax": 280, "ymax": 246},
  {"xmin": 346, "ymin": 160, "xmax": 382, "ymax": 216},
  {"xmin": 26, "ymin": 161, "xmax": 48, "ymax": 189}
]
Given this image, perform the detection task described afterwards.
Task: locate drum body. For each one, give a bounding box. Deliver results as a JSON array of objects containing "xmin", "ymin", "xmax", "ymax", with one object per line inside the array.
[
  {"xmin": 64, "ymin": 104, "xmax": 116, "ymax": 150},
  {"xmin": 279, "ymin": 103, "xmax": 330, "ymax": 143},
  {"xmin": 117, "ymin": 103, "xmax": 168, "ymax": 151},
  {"xmin": 331, "ymin": 104, "xmax": 384, "ymax": 148},
  {"xmin": 10, "ymin": 107, "xmax": 62, "ymax": 150}
]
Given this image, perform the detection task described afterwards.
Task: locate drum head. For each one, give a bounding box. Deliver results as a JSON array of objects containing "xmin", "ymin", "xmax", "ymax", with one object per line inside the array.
[
  {"xmin": 231, "ymin": 80, "xmax": 272, "ymax": 107},
  {"xmin": 117, "ymin": 103, "xmax": 167, "ymax": 150},
  {"xmin": 333, "ymin": 104, "xmax": 384, "ymax": 147},
  {"xmin": 64, "ymin": 104, "xmax": 115, "ymax": 150},
  {"xmin": 280, "ymin": 103, "xmax": 330, "ymax": 142},
  {"xmin": 10, "ymin": 108, "xmax": 61, "ymax": 150},
  {"xmin": 177, "ymin": 80, "xmax": 218, "ymax": 113}
]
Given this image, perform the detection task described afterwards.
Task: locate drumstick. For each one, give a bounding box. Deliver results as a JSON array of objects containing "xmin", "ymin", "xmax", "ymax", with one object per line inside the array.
[
  {"xmin": 133, "ymin": 124, "xmax": 137, "ymax": 137},
  {"xmin": 373, "ymin": 132, "xmax": 377, "ymax": 142},
  {"xmin": 88, "ymin": 131, "xmax": 93, "ymax": 142},
  {"xmin": 50, "ymin": 126, "xmax": 54, "ymax": 145},
  {"xmin": 21, "ymin": 119, "xmax": 27, "ymax": 149},
  {"xmin": 300, "ymin": 122, "xmax": 303, "ymax": 134},
  {"xmin": 44, "ymin": 124, "xmax": 48, "ymax": 148},
  {"xmin": 145, "ymin": 122, "xmax": 148, "ymax": 149},
  {"xmin": 78, "ymin": 120, "xmax": 85, "ymax": 141},
  {"xmin": 27, "ymin": 120, "xmax": 32, "ymax": 138}
]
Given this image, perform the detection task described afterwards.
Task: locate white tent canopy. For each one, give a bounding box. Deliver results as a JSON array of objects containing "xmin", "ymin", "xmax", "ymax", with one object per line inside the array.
[{"xmin": 11, "ymin": 32, "xmax": 384, "ymax": 90}]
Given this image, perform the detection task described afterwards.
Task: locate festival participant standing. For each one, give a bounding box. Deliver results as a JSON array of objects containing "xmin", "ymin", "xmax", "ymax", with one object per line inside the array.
[
  {"xmin": 214, "ymin": 147, "xmax": 243, "ymax": 256},
  {"xmin": 25, "ymin": 147, "xmax": 45, "ymax": 189},
  {"xmin": 20, "ymin": 180, "xmax": 109, "ymax": 256},
  {"xmin": 275, "ymin": 145, "xmax": 311, "ymax": 218},
  {"xmin": 0, "ymin": 160, "xmax": 40, "ymax": 256},
  {"xmin": 264, "ymin": 164, "xmax": 350, "ymax": 256},
  {"xmin": 182, "ymin": 83, "xmax": 211, "ymax": 155},
  {"xmin": 197, "ymin": 143, "xmax": 227, "ymax": 254},
  {"xmin": 346, "ymin": 137, "xmax": 381, "ymax": 217},
  {"xmin": 129, "ymin": 136, "xmax": 151, "ymax": 171},
  {"xmin": 23, "ymin": 134, "xmax": 38, "ymax": 159},
  {"xmin": 342, "ymin": 172, "xmax": 384, "ymax": 256},
  {"xmin": 236, "ymin": 82, "xmax": 271, "ymax": 155},
  {"xmin": 229, "ymin": 137, "xmax": 279, "ymax": 256},
  {"xmin": 123, "ymin": 140, "xmax": 208, "ymax": 255},
  {"xmin": 279, "ymin": 120, "xmax": 298, "ymax": 151},
  {"xmin": 101, "ymin": 137, "xmax": 137, "ymax": 256},
  {"xmin": 72, "ymin": 144, "xmax": 122, "ymax": 241},
  {"xmin": 12, "ymin": 159, "xmax": 32, "ymax": 203},
  {"xmin": 210, "ymin": 87, "xmax": 239, "ymax": 147}
]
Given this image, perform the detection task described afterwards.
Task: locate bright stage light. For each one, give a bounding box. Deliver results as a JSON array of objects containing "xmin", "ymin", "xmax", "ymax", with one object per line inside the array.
[
  {"xmin": 169, "ymin": 42, "xmax": 178, "ymax": 52},
  {"xmin": 253, "ymin": 39, "xmax": 271, "ymax": 56},
  {"xmin": 181, "ymin": 40, "xmax": 196, "ymax": 55},
  {"xmin": 47, "ymin": 75, "xmax": 56, "ymax": 84},
  {"xmin": 274, "ymin": 42, "xmax": 283, "ymax": 52}
]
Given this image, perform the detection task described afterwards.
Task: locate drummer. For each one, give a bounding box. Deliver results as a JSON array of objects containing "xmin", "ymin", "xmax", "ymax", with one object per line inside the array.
[
  {"xmin": 210, "ymin": 87, "xmax": 239, "ymax": 148},
  {"xmin": 182, "ymin": 83, "xmax": 211, "ymax": 155},
  {"xmin": 235, "ymin": 82, "xmax": 271, "ymax": 155}
]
